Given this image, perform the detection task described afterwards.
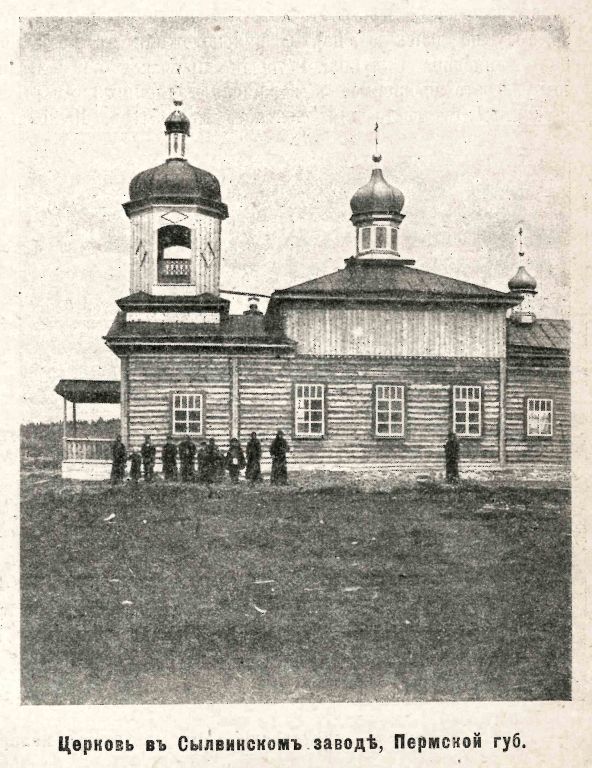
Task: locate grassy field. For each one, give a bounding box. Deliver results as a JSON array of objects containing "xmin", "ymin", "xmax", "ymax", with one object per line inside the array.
[{"xmin": 21, "ymin": 464, "xmax": 571, "ymax": 704}]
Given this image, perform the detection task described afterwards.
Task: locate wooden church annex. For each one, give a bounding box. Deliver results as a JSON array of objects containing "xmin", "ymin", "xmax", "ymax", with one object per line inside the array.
[{"xmin": 56, "ymin": 95, "xmax": 570, "ymax": 480}]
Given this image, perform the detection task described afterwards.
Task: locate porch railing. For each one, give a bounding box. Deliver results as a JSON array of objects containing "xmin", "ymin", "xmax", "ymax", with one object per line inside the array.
[{"xmin": 64, "ymin": 437, "xmax": 112, "ymax": 462}]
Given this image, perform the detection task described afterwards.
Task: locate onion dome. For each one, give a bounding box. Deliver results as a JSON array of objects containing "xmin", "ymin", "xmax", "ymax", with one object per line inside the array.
[
  {"xmin": 165, "ymin": 108, "xmax": 190, "ymax": 136},
  {"xmin": 350, "ymin": 165, "xmax": 405, "ymax": 217},
  {"xmin": 129, "ymin": 161, "xmax": 222, "ymax": 203},
  {"xmin": 508, "ymin": 265, "xmax": 537, "ymax": 292},
  {"xmin": 125, "ymin": 96, "xmax": 228, "ymax": 219}
]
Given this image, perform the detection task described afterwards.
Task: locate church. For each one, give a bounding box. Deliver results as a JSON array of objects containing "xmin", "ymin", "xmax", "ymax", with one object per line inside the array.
[{"xmin": 55, "ymin": 96, "xmax": 570, "ymax": 480}]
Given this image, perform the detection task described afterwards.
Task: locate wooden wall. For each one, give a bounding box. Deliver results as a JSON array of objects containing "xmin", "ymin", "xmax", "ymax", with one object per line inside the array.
[
  {"xmin": 127, "ymin": 352, "xmax": 502, "ymax": 469},
  {"xmin": 128, "ymin": 207, "xmax": 221, "ymax": 295},
  {"xmin": 505, "ymin": 358, "xmax": 570, "ymax": 467},
  {"xmin": 281, "ymin": 306, "xmax": 507, "ymax": 358}
]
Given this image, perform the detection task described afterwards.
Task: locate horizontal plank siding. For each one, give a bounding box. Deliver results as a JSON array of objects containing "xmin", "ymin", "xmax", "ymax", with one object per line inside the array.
[
  {"xmin": 506, "ymin": 361, "xmax": 570, "ymax": 467},
  {"xmin": 128, "ymin": 354, "xmax": 231, "ymax": 448},
  {"xmin": 124, "ymin": 351, "xmax": 569, "ymax": 472},
  {"xmin": 238, "ymin": 356, "xmax": 500, "ymax": 468}
]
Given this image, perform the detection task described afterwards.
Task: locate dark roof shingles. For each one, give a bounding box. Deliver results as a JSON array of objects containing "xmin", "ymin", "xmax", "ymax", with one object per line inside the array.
[
  {"xmin": 273, "ymin": 264, "xmax": 512, "ymax": 299},
  {"xmin": 507, "ymin": 319, "xmax": 570, "ymax": 350},
  {"xmin": 105, "ymin": 312, "xmax": 294, "ymax": 346}
]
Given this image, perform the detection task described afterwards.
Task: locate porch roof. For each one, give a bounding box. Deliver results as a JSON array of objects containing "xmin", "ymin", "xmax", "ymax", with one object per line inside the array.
[{"xmin": 55, "ymin": 379, "xmax": 120, "ymax": 404}]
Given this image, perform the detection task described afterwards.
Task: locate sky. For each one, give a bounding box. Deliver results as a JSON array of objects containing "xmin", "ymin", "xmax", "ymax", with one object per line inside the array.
[{"xmin": 19, "ymin": 15, "xmax": 571, "ymax": 424}]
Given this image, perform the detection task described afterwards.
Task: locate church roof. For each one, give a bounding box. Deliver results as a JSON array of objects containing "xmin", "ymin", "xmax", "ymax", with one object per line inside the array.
[
  {"xmin": 507, "ymin": 318, "xmax": 570, "ymax": 350},
  {"xmin": 271, "ymin": 261, "xmax": 520, "ymax": 306},
  {"xmin": 104, "ymin": 312, "xmax": 295, "ymax": 351}
]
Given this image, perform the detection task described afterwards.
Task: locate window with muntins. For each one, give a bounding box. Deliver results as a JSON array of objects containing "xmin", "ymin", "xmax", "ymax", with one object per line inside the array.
[
  {"xmin": 295, "ymin": 384, "xmax": 325, "ymax": 437},
  {"xmin": 453, "ymin": 385, "xmax": 482, "ymax": 437},
  {"xmin": 172, "ymin": 393, "xmax": 203, "ymax": 435},
  {"xmin": 375, "ymin": 384, "xmax": 405, "ymax": 437},
  {"xmin": 526, "ymin": 398, "xmax": 553, "ymax": 436}
]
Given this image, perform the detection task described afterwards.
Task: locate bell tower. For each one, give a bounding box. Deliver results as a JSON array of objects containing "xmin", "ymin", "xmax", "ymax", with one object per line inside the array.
[{"xmin": 123, "ymin": 94, "xmax": 228, "ymax": 297}]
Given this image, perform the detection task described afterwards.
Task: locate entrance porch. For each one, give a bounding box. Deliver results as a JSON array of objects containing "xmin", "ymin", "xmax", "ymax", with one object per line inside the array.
[{"xmin": 54, "ymin": 379, "xmax": 120, "ymax": 480}]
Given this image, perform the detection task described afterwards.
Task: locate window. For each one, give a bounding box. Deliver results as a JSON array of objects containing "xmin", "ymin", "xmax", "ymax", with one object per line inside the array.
[
  {"xmin": 375, "ymin": 385, "xmax": 405, "ymax": 437},
  {"xmin": 390, "ymin": 227, "xmax": 398, "ymax": 251},
  {"xmin": 172, "ymin": 393, "xmax": 203, "ymax": 435},
  {"xmin": 361, "ymin": 227, "xmax": 371, "ymax": 250},
  {"xmin": 158, "ymin": 224, "xmax": 192, "ymax": 284},
  {"xmin": 453, "ymin": 385, "xmax": 482, "ymax": 437},
  {"xmin": 295, "ymin": 384, "xmax": 325, "ymax": 437},
  {"xmin": 375, "ymin": 226, "xmax": 387, "ymax": 249},
  {"xmin": 526, "ymin": 398, "xmax": 553, "ymax": 436}
]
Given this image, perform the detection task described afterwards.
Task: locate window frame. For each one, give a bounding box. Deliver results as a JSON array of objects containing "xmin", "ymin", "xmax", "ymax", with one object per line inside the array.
[
  {"xmin": 171, "ymin": 392, "xmax": 204, "ymax": 437},
  {"xmin": 373, "ymin": 383, "xmax": 406, "ymax": 439},
  {"xmin": 452, "ymin": 384, "xmax": 483, "ymax": 438},
  {"xmin": 293, "ymin": 383, "xmax": 326, "ymax": 439},
  {"xmin": 525, "ymin": 397, "xmax": 554, "ymax": 438}
]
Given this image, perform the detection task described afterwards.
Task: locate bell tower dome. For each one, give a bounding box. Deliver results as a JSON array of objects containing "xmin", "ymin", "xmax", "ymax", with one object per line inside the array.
[{"xmin": 123, "ymin": 93, "xmax": 228, "ymax": 297}]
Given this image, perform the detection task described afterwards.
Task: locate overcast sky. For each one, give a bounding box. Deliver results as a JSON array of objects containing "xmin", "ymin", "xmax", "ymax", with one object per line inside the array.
[{"xmin": 20, "ymin": 15, "xmax": 570, "ymax": 423}]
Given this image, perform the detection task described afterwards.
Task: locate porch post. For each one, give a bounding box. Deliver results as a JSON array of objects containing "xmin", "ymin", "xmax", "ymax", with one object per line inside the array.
[
  {"xmin": 62, "ymin": 396, "xmax": 67, "ymax": 460},
  {"xmin": 72, "ymin": 402, "xmax": 77, "ymax": 437},
  {"xmin": 499, "ymin": 357, "xmax": 507, "ymax": 467}
]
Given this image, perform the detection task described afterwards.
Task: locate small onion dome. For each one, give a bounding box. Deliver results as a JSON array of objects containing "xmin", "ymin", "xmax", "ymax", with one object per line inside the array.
[
  {"xmin": 129, "ymin": 160, "xmax": 224, "ymax": 209},
  {"xmin": 165, "ymin": 108, "xmax": 190, "ymax": 135},
  {"xmin": 508, "ymin": 265, "xmax": 537, "ymax": 292},
  {"xmin": 350, "ymin": 167, "xmax": 405, "ymax": 216}
]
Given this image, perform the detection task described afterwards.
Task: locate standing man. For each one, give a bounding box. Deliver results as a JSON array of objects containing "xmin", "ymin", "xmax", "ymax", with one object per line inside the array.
[
  {"xmin": 245, "ymin": 431, "xmax": 262, "ymax": 484},
  {"xmin": 225, "ymin": 437, "xmax": 246, "ymax": 483},
  {"xmin": 161, "ymin": 435, "xmax": 178, "ymax": 481},
  {"xmin": 141, "ymin": 435, "xmax": 156, "ymax": 482},
  {"xmin": 444, "ymin": 430, "xmax": 460, "ymax": 484},
  {"xmin": 128, "ymin": 447, "xmax": 142, "ymax": 486},
  {"xmin": 110, "ymin": 434, "xmax": 127, "ymax": 485},
  {"xmin": 270, "ymin": 429, "xmax": 290, "ymax": 486},
  {"xmin": 178, "ymin": 435, "xmax": 197, "ymax": 482},
  {"xmin": 196, "ymin": 440, "xmax": 208, "ymax": 483}
]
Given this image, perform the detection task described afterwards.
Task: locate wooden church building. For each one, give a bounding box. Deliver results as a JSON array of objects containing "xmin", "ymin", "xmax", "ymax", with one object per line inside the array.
[{"xmin": 56, "ymin": 97, "xmax": 570, "ymax": 479}]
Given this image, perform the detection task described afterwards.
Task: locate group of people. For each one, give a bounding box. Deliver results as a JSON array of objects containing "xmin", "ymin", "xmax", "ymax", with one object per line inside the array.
[
  {"xmin": 111, "ymin": 429, "xmax": 460, "ymax": 486},
  {"xmin": 110, "ymin": 430, "xmax": 291, "ymax": 487}
]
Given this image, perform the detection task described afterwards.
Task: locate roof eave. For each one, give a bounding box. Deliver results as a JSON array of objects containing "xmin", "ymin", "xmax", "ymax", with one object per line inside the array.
[{"xmin": 270, "ymin": 291, "xmax": 520, "ymax": 307}]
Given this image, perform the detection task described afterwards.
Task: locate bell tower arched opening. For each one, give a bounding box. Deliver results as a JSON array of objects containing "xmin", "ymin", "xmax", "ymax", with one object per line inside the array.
[{"xmin": 157, "ymin": 224, "xmax": 192, "ymax": 285}]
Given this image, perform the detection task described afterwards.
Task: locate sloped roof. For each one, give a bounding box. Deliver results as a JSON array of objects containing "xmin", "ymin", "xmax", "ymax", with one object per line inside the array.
[
  {"xmin": 55, "ymin": 379, "xmax": 120, "ymax": 404},
  {"xmin": 116, "ymin": 292, "xmax": 229, "ymax": 311},
  {"xmin": 271, "ymin": 261, "xmax": 518, "ymax": 305},
  {"xmin": 507, "ymin": 318, "xmax": 570, "ymax": 350},
  {"xmin": 105, "ymin": 312, "xmax": 295, "ymax": 349}
]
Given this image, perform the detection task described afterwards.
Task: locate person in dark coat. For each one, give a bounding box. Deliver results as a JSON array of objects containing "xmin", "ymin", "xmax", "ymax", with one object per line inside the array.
[
  {"xmin": 225, "ymin": 438, "xmax": 246, "ymax": 483},
  {"xmin": 444, "ymin": 430, "xmax": 460, "ymax": 484},
  {"xmin": 196, "ymin": 441, "xmax": 208, "ymax": 483},
  {"xmin": 178, "ymin": 435, "xmax": 197, "ymax": 482},
  {"xmin": 202, "ymin": 438, "xmax": 221, "ymax": 484},
  {"xmin": 245, "ymin": 431, "xmax": 262, "ymax": 483},
  {"xmin": 270, "ymin": 429, "xmax": 290, "ymax": 485},
  {"xmin": 161, "ymin": 435, "xmax": 178, "ymax": 481},
  {"xmin": 141, "ymin": 435, "xmax": 156, "ymax": 482},
  {"xmin": 110, "ymin": 434, "xmax": 127, "ymax": 485},
  {"xmin": 128, "ymin": 448, "xmax": 142, "ymax": 485}
]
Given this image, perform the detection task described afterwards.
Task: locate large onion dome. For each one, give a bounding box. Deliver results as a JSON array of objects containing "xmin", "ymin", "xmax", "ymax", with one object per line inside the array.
[
  {"xmin": 350, "ymin": 166, "xmax": 405, "ymax": 217},
  {"xmin": 508, "ymin": 265, "xmax": 537, "ymax": 292},
  {"xmin": 129, "ymin": 161, "xmax": 222, "ymax": 204}
]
